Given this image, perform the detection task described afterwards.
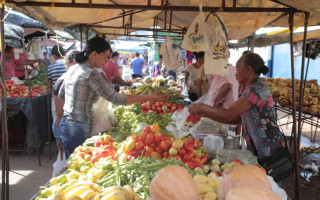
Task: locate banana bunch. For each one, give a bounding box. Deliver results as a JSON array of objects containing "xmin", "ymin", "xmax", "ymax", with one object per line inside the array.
[
  {"xmin": 100, "ymin": 185, "xmax": 139, "ymax": 200},
  {"xmin": 193, "ymin": 173, "xmax": 220, "ymax": 200}
]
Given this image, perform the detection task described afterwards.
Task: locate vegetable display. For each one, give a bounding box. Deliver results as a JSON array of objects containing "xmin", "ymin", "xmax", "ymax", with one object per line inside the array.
[{"xmin": 1, "ymin": 79, "xmax": 46, "ymax": 97}]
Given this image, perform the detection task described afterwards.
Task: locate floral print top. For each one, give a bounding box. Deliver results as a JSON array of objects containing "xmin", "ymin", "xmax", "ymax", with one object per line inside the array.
[{"xmin": 241, "ymin": 78, "xmax": 285, "ymax": 159}]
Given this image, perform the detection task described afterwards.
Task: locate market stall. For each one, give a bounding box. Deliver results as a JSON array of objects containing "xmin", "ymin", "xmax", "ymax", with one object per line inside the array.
[{"xmin": 1, "ymin": 1, "xmax": 319, "ymax": 200}]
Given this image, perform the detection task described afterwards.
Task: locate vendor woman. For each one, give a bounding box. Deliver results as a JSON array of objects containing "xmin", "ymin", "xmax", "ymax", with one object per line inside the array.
[
  {"xmin": 58, "ymin": 37, "xmax": 169, "ymax": 159},
  {"xmin": 189, "ymin": 53, "xmax": 285, "ymax": 160}
]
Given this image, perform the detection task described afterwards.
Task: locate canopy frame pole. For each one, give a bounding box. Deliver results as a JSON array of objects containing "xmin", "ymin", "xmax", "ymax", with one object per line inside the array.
[
  {"xmin": 44, "ymin": 31, "xmax": 52, "ymax": 160},
  {"xmin": 22, "ymin": 40, "xmax": 41, "ymax": 166},
  {"xmin": 169, "ymin": 10, "xmax": 173, "ymax": 33},
  {"xmin": 86, "ymin": 26, "xmax": 89, "ymax": 42},
  {"xmin": 80, "ymin": 25, "xmax": 83, "ymax": 51},
  {"xmin": 129, "ymin": 12, "xmax": 133, "ymax": 28},
  {"xmin": 232, "ymin": 0, "xmax": 236, "ymax": 10},
  {"xmin": 122, "ymin": 10, "xmax": 125, "ymax": 27},
  {"xmin": 289, "ymin": 11, "xmax": 300, "ymax": 200},
  {"xmin": 297, "ymin": 12, "xmax": 310, "ymax": 149},
  {"xmin": 222, "ymin": 0, "xmax": 226, "ymax": 9},
  {"xmin": 0, "ymin": 4, "xmax": 10, "ymax": 200}
]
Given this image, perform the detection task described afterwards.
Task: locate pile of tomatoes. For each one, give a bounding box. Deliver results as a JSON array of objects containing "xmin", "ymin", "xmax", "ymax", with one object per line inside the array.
[
  {"xmin": 140, "ymin": 101, "xmax": 184, "ymax": 115},
  {"xmin": 1, "ymin": 79, "xmax": 45, "ymax": 98},
  {"xmin": 117, "ymin": 123, "xmax": 209, "ymax": 170}
]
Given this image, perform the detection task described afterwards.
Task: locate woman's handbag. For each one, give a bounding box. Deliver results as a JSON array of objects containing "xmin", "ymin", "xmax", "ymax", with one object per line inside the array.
[
  {"xmin": 251, "ymin": 129, "xmax": 294, "ymax": 182},
  {"xmin": 258, "ymin": 145, "xmax": 294, "ymax": 182}
]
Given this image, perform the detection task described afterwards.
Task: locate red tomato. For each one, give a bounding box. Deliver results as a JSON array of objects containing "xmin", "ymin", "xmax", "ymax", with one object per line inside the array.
[
  {"xmin": 147, "ymin": 105, "xmax": 152, "ymax": 110},
  {"xmin": 91, "ymin": 155, "xmax": 99, "ymax": 163},
  {"xmin": 162, "ymin": 151, "xmax": 169, "ymax": 158},
  {"xmin": 155, "ymin": 146, "xmax": 164, "ymax": 154},
  {"xmin": 192, "ymin": 161, "xmax": 204, "ymax": 169},
  {"xmin": 184, "ymin": 141, "xmax": 194, "ymax": 152},
  {"xmin": 95, "ymin": 141, "xmax": 101, "ymax": 147},
  {"xmin": 149, "ymin": 143, "xmax": 156, "ymax": 148},
  {"xmin": 103, "ymin": 145, "xmax": 114, "ymax": 151},
  {"xmin": 185, "ymin": 161, "xmax": 195, "ymax": 170},
  {"xmin": 135, "ymin": 141, "xmax": 144, "ymax": 150},
  {"xmin": 152, "ymin": 105, "xmax": 157, "ymax": 110},
  {"xmin": 145, "ymin": 133, "xmax": 154, "ymax": 145},
  {"xmin": 145, "ymin": 147, "xmax": 154, "ymax": 157},
  {"xmin": 164, "ymin": 110, "xmax": 170, "ymax": 114},
  {"xmin": 147, "ymin": 101, "xmax": 152, "ymax": 106},
  {"xmin": 155, "ymin": 102, "xmax": 161, "ymax": 107},
  {"xmin": 100, "ymin": 150, "xmax": 110, "ymax": 157},
  {"xmin": 142, "ymin": 126, "xmax": 151, "ymax": 133},
  {"xmin": 160, "ymin": 140, "xmax": 171, "ymax": 150},
  {"xmin": 171, "ymin": 109, "xmax": 177, "ymax": 113},
  {"xmin": 200, "ymin": 155, "xmax": 208, "ymax": 164},
  {"xmin": 157, "ymin": 107, "xmax": 162, "ymax": 112},
  {"xmin": 154, "ymin": 134, "xmax": 162, "ymax": 143},
  {"xmin": 140, "ymin": 131, "xmax": 148, "ymax": 142},
  {"xmin": 151, "ymin": 152, "xmax": 161, "ymax": 160},
  {"xmin": 174, "ymin": 154, "xmax": 182, "ymax": 161},
  {"xmin": 178, "ymin": 106, "xmax": 184, "ymax": 110},
  {"xmin": 127, "ymin": 149, "xmax": 138, "ymax": 156},
  {"xmin": 126, "ymin": 135, "xmax": 139, "ymax": 143},
  {"xmin": 178, "ymin": 148, "xmax": 186, "ymax": 155},
  {"xmin": 161, "ymin": 133, "xmax": 169, "ymax": 140},
  {"xmin": 167, "ymin": 103, "xmax": 173, "ymax": 108},
  {"xmin": 183, "ymin": 152, "xmax": 194, "ymax": 161}
]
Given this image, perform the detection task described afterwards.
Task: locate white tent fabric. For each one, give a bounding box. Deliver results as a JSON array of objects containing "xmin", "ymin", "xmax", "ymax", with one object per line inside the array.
[{"xmin": 7, "ymin": 0, "xmax": 320, "ymax": 40}]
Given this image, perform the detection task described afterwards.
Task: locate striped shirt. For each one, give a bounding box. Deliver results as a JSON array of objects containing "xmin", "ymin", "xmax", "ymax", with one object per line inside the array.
[
  {"xmin": 48, "ymin": 59, "xmax": 66, "ymax": 90},
  {"xmin": 59, "ymin": 62, "xmax": 128, "ymax": 125}
]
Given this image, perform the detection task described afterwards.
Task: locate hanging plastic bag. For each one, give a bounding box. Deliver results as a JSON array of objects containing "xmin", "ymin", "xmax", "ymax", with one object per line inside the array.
[
  {"xmin": 204, "ymin": 13, "xmax": 229, "ymax": 76},
  {"xmin": 52, "ymin": 150, "xmax": 66, "ymax": 177},
  {"xmin": 90, "ymin": 97, "xmax": 112, "ymax": 136},
  {"xmin": 181, "ymin": 4, "xmax": 211, "ymax": 52},
  {"xmin": 160, "ymin": 36, "xmax": 180, "ymax": 70}
]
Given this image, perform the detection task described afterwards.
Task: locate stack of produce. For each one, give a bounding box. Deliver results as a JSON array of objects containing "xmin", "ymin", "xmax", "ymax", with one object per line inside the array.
[
  {"xmin": 1, "ymin": 79, "xmax": 46, "ymax": 97},
  {"xmin": 35, "ymin": 124, "xmax": 211, "ymax": 200},
  {"xmin": 140, "ymin": 101, "xmax": 184, "ymax": 114},
  {"xmin": 120, "ymin": 85, "xmax": 185, "ymax": 106},
  {"xmin": 262, "ymin": 77, "xmax": 320, "ymax": 115},
  {"xmin": 24, "ymin": 73, "xmax": 48, "ymax": 86}
]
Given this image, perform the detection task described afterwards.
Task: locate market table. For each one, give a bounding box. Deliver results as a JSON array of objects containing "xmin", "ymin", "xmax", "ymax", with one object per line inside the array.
[{"xmin": 5, "ymin": 94, "xmax": 52, "ymax": 153}]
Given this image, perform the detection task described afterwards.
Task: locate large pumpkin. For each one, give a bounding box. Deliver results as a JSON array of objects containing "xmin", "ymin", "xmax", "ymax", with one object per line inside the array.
[
  {"xmin": 225, "ymin": 185, "xmax": 281, "ymax": 200},
  {"xmin": 149, "ymin": 165, "xmax": 199, "ymax": 200},
  {"xmin": 218, "ymin": 165, "xmax": 271, "ymax": 199}
]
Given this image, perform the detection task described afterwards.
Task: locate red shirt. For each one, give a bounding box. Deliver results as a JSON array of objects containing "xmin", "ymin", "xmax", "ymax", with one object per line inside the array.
[
  {"xmin": 0, "ymin": 56, "xmax": 16, "ymax": 77},
  {"xmin": 15, "ymin": 53, "xmax": 27, "ymax": 77},
  {"xmin": 102, "ymin": 59, "xmax": 120, "ymax": 83}
]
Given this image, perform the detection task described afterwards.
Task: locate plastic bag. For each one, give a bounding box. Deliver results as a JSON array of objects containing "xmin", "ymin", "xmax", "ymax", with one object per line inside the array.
[
  {"xmin": 90, "ymin": 98, "xmax": 112, "ymax": 136},
  {"xmin": 215, "ymin": 149, "xmax": 259, "ymax": 165},
  {"xmin": 204, "ymin": 135, "xmax": 224, "ymax": 158},
  {"xmin": 181, "ymin": 5, "xmax": 210, "ymax": 52},
  {"xmin": 267, "ymin": 175, "xmax": 288, "ymax": 200},
  {"xmin": 204, "ymin": 14, "xmax": 229, "ymax": 76},
  {"xmin": 52, "ymin": 150, "xmax": 66, "ymax": 177},
  {"xmin": 160, "ymin": 36, "xmax": 180, "ymax": 71}
]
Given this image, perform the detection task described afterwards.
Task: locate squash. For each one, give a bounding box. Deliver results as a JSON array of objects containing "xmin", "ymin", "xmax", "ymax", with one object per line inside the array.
[
  {"xmin": 149, "ymin": 165, "xmax": 199, "ymax": 200},
  {"xmin": 218, "ymin": 165, "xmax": 271, "ymax": 200},
  {"xmin": 225, "ymin": 185, "xmax": 281, "ymax": 200}
]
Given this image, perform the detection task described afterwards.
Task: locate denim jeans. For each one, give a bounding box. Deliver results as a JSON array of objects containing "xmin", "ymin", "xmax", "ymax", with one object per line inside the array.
[
  {"xmin": 52, "ymin": 118, "xmax": 60, "ymax": 143},
  {"xmin": 59, "ymin": 116, "xmax": 91, "ymax": 159}
]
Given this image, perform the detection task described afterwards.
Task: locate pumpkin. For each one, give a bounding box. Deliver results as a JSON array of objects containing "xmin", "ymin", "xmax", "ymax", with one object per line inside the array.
[
  {"xmin": 149, "ymin": 165, "xmax": 199, "ymax": 200},
  {"xmin": 218, "ymin": 165, "xmax": 271, "ymax": 200},
  {"xmin": 225, "ymin": 185, "xmax": 281, "ymax": 200}
]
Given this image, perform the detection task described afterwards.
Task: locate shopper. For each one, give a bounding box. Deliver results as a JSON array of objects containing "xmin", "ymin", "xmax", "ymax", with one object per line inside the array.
[
  {"xmin": 189, "ymin": 53, "xmax": 285, "ymax": 160},
  {"xmin": 185, "ymin": 52, "xmax": 204, "ymax": 101},
  {"xmin": 58, "ymin": 37, "xmax": 169, "ymax": 159},
  {"xmin": 130, "ymin": 52, "xmax": 144, "ymax": 79},
  {"xmin": 48, "ymin": 45, "xmax": 66, "ymax": 120},
  {"xmin": 1, "ymin": 45, "xmax": 18, "ymax": 78},
  {"xmin": 102, "ymin": 51, "xmax": 132, "ymax": 88}
]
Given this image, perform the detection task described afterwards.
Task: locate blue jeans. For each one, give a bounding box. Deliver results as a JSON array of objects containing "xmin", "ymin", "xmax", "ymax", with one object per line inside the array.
[
  {"xmin": 52, "ymin": 118, "xmax": 60, "ymax": 142},
  {"xmin": 59, "ymin": 116, "xmax": 91, "ymax": 159}
]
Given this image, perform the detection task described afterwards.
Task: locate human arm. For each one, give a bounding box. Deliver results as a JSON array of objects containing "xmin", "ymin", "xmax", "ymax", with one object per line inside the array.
[
  {"xmin": 196, "ymin": 79, "xmax": 206, "ymax": 97},
  {"xmin": 53, "ymin": 95, "xmax": 65, "ymax": 128},
  {"xmin": 213, "ymin": 83, "xmax": 232, "ymax": 107},
  {"xmin": 114, "ymin": 76, "xmax": 132, "ymax": 86},
  {"xmin": 185, "ymin": 70, "xmax": 191, "ymax": 92},
  {"xmin": 188, "ymin": 97, "xmax": 254, "ymax": 125},
  {"xmin": 89, "ymin": 71, "xmax": 169, "ymax": 105},
  {"xmin": 48, "ymin": 79, "xmax": 53, "ymax": 94}
]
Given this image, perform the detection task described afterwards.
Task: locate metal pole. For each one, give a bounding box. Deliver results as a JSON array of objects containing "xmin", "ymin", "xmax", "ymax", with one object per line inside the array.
[
  {"xmin": 289, "ymin": 12, "xmax": 300, "ymax": 200},
  {"xmin": 22, "ymin": 40, "xmax": 41, "ymax": 166},
  {"xmin": 0, "ymin": 4, "xmax": 9, "ymax": 200},
  {"xmin": 44, "ymin": 31, "xmax": 51, "ymax": 160},
  {"xmin": 80, "ymin": 25, "xmax": 82, "ymax": 51},
  {"xmin": 297, "ymin": 12, "xmax": 309, "ymax": 149}
]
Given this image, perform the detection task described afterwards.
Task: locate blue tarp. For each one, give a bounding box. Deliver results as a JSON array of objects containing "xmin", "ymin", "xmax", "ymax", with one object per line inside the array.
[{"xmin": 4, "ymin": 9, "xmax": 46, "ymax": 30}]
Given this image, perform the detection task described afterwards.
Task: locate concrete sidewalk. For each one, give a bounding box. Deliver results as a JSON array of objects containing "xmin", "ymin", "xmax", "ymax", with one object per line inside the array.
[{"xmin": 0, "ymin": 142, "xmax": 57, "ymax": 200}]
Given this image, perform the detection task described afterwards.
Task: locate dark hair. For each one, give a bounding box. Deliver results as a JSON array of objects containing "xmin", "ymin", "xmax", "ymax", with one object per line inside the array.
[
  {"xmin": 159, "ymin": 55, "xmax": 163, "ymax": 59},
  {"xmin": 75, "ymin": 37, "xmax": 111, "ymax": 63},
  {"xmin": 4, "ymin": 45, "xmax": 13, "ymax": 53},
  {"xmin": 52, "ymin": 45, "xmax": 65, "ymax": 57},
  {"xmin": 193, "ymin": 51, "xmax": 204, "ymax": 60},
  {"xmin": 112, "ymin": 51, "xmax": 119, "ymax": 58},
  {"xmin": 135, "ymin": 52, "xmax": 140, "ymax": 57},
  {"xmin": 241, "ymin": 53, "xmax": 269, "ymax": 75},
  {"xmin": 242, "ymin": 50, "xmax": 252, "ymax": 55}
]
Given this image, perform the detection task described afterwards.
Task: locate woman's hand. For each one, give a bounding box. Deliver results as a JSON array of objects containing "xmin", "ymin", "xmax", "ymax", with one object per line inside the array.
[
  {"xmin": 149, "ymin": 90, "xmax": 170, "ymax": 102},
  {"xmin": 188, "ymin": 103, "xmax": 205, "ymax": 116}
]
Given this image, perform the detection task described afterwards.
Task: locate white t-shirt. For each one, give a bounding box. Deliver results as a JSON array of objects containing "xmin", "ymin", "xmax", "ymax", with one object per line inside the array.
[{"xmin": 186, "ymin": 64, "xmax": 201, "ymax": 92}]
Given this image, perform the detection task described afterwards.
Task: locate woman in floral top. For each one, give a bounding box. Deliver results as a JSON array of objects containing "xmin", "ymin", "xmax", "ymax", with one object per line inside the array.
[{"xmin": 189, "ymin": 53, "xmax": 285, "ymax": 159}]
